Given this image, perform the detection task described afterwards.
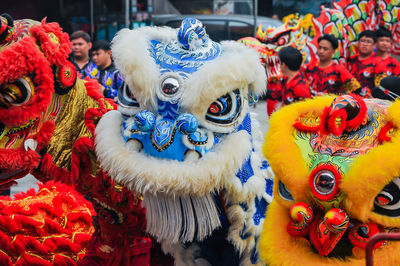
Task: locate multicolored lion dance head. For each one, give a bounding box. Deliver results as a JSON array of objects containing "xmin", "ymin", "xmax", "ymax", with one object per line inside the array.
[
  {"xmin": 95, "ymin": 18, "xmax": 273, "ymax": 265},
  {"xmin": 0, "ymin": 13, "xmax": 110, "ymax": 185},
  {"xmin": 260, "ymin": 94, "xmax": 400, "ymax": 265},
  {"xmin": 0, "ymin": 13, "xmax": 114, "ymax": 264},
  {"xmin": 239, "ymin": 20, "xmax": 307, "ymax": 82},
  {"xmin": 0, "ymin": 14, "xmax": 76, "ymax": 185}
]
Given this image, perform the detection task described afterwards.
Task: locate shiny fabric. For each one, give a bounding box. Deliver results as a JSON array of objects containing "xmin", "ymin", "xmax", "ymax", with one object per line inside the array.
[{"xmin": 46, "ymin": 79, "xmax": 108, "ymax": 170}]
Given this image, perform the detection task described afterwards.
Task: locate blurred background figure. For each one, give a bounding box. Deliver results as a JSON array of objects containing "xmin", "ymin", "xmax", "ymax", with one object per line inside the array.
[
  {"xmin": 70, "ymin": 30, "xmax": 97, "ymax": 78},
  {"xmin": 347, "ymin": 30, "xmax": 386, "ymax": 97},
  {"xmin": 304, "ymin": 34, "xmax": 360, "ymax": 96},
  {"xmin": 91, "ymin": 40, "xmax": 124, "ymax": 100},
  {"xmin": 265, "ymin": 47, "xmax": 311, "ymax": 106},
  {"xmin": 375, "ymin": 27, "xmax": 400, "ymax": 77}
]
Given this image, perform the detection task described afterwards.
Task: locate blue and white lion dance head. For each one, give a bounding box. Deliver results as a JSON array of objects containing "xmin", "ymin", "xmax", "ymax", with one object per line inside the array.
[{"xmin": 95, "ymin": 18, "xmax": 273, "ymax": 265}]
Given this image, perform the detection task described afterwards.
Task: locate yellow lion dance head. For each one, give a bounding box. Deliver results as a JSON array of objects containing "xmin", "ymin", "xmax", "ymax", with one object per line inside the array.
[{"xmin": 261, "ymin": 94, "xmax": 400, "ymax": 265}]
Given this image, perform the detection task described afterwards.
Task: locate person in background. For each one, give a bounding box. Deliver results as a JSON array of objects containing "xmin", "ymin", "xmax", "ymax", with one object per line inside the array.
[
  {"xmin": 265, "ymin": 46, "xmax": 311, "ymax": 106},
  {"xmin": 375, "ymin": 27, "xmax": 400, "ymax": 77},
  {"xmin": 347, "ymin": 30, "xmax": 386, "ymax": 97},
  {"xmin": 272, "ymin": 14, "xmax": 279, "ymax": 20},
  {"xmin": 91, "ymin": 40, "xmax": 124, "ymax": 99},
  {"xmin": 304, "ymin": 34, "xmax": 361, "ymax": 96},
  {"xmin": 70, "ymin": 30, "xmax": 97, "ymax": 78}
]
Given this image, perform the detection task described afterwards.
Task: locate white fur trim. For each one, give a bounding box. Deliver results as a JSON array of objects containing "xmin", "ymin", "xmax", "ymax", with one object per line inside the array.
[
  {"xmin": 95, "ymin": 110, "xmax": 253, "ymax": 196},
  {"xmin": 181, "ymin": 41, "xmax": 266, "ymax": 120},
  {"xmin": 111, "ymin": 26, "xmax": 177, "ymax": 110}
]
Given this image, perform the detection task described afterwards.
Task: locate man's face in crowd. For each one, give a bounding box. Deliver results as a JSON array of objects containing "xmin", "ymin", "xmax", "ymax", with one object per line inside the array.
[
  {"xmin": 317, "ymin": 40, "xmax": 335, "ymax": 62},
  {"xmin": 71, "ymin": 37, "xmax": 91, "ymax": 59},
  {"xmin": 92, "ymin": 49, "xmax": 111, "ymax": 70},
  {"xmin": 376, "ymin": 36, "xmax": 392, "ymax": 54},
  {"xmin": 358, "ymin": 36, "xmax": 376, "ymax": 56}
]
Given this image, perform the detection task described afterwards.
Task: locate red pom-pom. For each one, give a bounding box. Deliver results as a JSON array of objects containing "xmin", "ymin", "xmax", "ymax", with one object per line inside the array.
[
  {"xmin": 56, "ymin": 61, "xmax": 77, "ymax": 89},
  {"xmin": 348, "ymin": 222, "xmax": 383, "ymax": 249},
  {"xmin": 327, "ymin": 108, "xmax": 347, "ymax": 136},
  {"xmin": 377, "ymin": 121, "xmax": 394, "ymax": 143}
]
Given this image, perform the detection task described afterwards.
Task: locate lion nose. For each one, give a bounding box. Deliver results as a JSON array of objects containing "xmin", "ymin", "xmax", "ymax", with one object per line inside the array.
[{"xmin": 175, "ymin": 113, "xmax": 198, "ymax": 135}]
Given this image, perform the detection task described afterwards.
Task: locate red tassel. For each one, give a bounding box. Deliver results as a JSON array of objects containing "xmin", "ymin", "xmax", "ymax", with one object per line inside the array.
[
  {"xmin": 72, "ymin": 233, "xmax": 92, "ymax": 247},
  {"xmin": 52, "ymin": 254, "xmax": 77, "ymax": 266},
  {"xmin": 15, "ymin": 253, "xmax": 52, "ymax": 266},
  {"xmin": 51, "ymin": 237, "xmax": 80, "ymax": 253},
  {"xmin": 0, "ymin": 250, "xmax": 12, "ymax": 266},
  {"xmin": 0, "ymin": 230, "xmax": 14, "ymax": 254},
  {"xmin": 13, "ymin": 235, "xmax": 51, "ymax": 255}
]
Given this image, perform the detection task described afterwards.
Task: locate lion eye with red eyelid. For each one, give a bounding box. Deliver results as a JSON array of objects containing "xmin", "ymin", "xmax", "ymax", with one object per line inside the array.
[{"xmin": 276, "ymin": 35, "xmax": 289, "ymax": 46}]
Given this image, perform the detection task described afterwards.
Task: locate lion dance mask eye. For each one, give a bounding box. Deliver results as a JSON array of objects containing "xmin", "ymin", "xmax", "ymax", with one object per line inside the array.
[{"xmin": 0, "ymin": 76, "xmax": 35, "ymax": 108}]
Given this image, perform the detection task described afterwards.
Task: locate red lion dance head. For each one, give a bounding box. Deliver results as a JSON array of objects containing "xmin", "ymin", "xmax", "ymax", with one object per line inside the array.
[
  {"xmin": 0, "ymin": 13, "xmax": 118, "ymax": 265},
  {"xmin": 0, "ymin": 13, "xmax": 86, "ymax": 187}
]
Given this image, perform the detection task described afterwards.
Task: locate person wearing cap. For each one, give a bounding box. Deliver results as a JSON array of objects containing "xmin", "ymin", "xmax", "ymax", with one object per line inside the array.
[
  {"xmin": 91, "ymin": 40, "xmax": 124, "ymax": 99},
  {"xmin": 375, "ymin": 27, "xmax": 400, "ymax": 77}
]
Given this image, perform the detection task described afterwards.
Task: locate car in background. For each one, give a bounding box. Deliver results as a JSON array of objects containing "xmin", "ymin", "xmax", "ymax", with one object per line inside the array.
[{"xmin": 152, "ymin": 14, "xmax": 282, "ymax": 42}]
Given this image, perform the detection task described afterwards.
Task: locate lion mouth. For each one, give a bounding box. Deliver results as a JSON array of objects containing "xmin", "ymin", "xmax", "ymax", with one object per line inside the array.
[
  {"xmin": 265, "ymin": 55, "xmax": 281, "ymax": 81},
  {"xmin": 95, "ymin": 110, "xmax": 253, "ymax": 196},
  {"xmin": 0, "ymin": 139, "xmax": 41, "ymax": 183},
  {"xmin": 288, "ymin": 203, "xmax": 387, "ymax": 259}
]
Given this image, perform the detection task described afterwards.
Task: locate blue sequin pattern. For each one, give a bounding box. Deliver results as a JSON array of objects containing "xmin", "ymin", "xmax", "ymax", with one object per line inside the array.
[{"xmin": 149, "ymin": 18, "xmax": 221, "ymax": 77}]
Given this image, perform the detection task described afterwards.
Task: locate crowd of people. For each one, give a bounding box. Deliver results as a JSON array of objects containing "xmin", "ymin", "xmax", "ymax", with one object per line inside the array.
[
  {"xmin": 265, "ymin": 27, "xmax": 400, "ymax": 109},
  {"xmin": 69, "ymin": 30, "xmax": 123, "ymax": 101},
  {"xmin": 64, "ymin": 26, "xmax": 399, "ymax": 112}
]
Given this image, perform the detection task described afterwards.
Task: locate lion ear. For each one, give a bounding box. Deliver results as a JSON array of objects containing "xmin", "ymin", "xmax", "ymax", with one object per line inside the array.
[{"xmin": 30, "ymin": 19, "xmax": 71, "ymax": 66}]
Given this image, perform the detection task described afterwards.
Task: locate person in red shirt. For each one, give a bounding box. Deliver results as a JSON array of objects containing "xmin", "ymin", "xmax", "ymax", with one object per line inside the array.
[
  {"xmin": 347, "ymin": 30, "xmax": 386, "ymax": 97},
  {"xmin": 375, "ymin": 27, "xmax": 400, "ymax": 77},
  {"xmin": 304, "ymin": 34, "xmax": 361, "ymax": 96},
  {"xmin": 266, "ymin": 46, "xmax": 311, "ymax": 106}
]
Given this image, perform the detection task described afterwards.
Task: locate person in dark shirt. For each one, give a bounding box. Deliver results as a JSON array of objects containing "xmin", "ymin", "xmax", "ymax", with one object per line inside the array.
[
  {"xmin": 347, "ymin": 30, "xmax": 386, "ymax": 97},
  {"xmin": 266, "ymin": 46, "xmax": 311, "ymax": 106},
  {"xmin": 304, "ymin": 34, "xmax": 361, "ymax": 96},
  {"xmin": 91, "ymin": 40, "xmax": 124, "ymax": 99},
  {"xmin": 375, "ymin": 27, "xmax": 400, "ymax": 77},
  {"xmin": 70, "ymin": 30, "xmax": 97, "ymax": 78}
]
